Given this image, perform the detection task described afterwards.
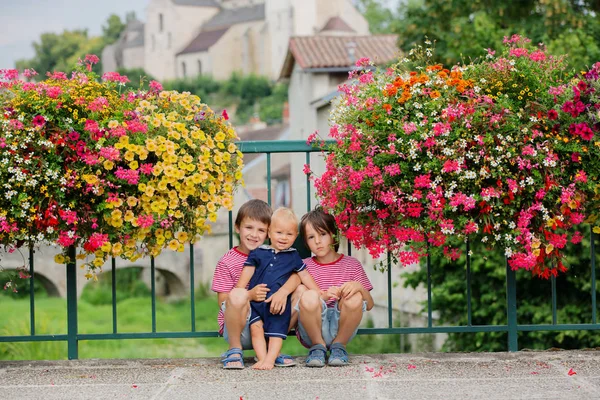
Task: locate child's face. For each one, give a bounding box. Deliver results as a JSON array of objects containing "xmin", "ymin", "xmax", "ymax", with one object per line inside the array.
[
  {"xmin": 268, "ymin": 217, "xmax": 298, "ymax": 251},
  {"xmin": 235, "ymin": 217, "xmax": 269, "ymax": 254},
  {"xmin": 304, "ymin": 222, "xmax": 335, "ymax": 259}
]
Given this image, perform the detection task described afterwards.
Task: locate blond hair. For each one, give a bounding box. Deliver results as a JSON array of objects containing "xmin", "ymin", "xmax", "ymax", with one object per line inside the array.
[{"xmin": 271, "ymin": 207, "xmax": 298, "ymax": 230}]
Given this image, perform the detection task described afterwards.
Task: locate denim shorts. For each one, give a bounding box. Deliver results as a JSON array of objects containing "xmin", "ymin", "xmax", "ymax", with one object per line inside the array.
[
  {"xmin": 221, "ymin": 301, "xmax": 253, "ymax": 350},
  {"xmin": 295, "ymin": 299, "xmax": 367, "ymax": 348}
]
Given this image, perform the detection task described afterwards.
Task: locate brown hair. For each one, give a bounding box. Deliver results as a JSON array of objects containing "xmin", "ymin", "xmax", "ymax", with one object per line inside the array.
[
  {"xmin": 235, "ymin": 199, "xmax": 272, "ymax": 227},
  {"xmin": 300, "ymin": 207, "xmax": 339, "ymax": 252}
]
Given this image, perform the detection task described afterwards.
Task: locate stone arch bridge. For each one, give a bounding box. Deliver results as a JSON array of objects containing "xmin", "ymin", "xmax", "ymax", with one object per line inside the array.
[{"xmin": 1, "ymin": 244, "xmax": 206, "ymax": 298}]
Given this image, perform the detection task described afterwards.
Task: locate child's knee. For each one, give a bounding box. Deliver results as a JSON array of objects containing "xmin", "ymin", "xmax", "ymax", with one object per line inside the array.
[
  {"xmin": 340, "ymin": 292, "xmax": 363, "ymax": 311},
  {"xmin": 299, "ymin": 289, "xmax": 321, "ymax": 311},
  {"xmin": 227, "ymin": 288, "xmax": 249, "ymax": 308}
]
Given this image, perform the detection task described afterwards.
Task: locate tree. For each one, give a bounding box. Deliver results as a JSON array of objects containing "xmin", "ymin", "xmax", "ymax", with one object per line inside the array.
[
  {"xmin": 15, "ymin": 14, "xmax": 129, "ymax": 78},
  {"xmin": 102, "ymin": 14, "xmax": 126, "ymax": 46},
  {"xmin": 353, "ymin": 0, "xmax": 398, "ymax": 34},
  {"xmin": 16, "ymin": 30, "xmax": 99, "ymax": 78},
  {"xmin": 393, "ymin": 0, "xmax": 600, "ymax": 72},
  {"xmin": 403, "ymin": 234, "xmax": 600, "ymax": 351}
]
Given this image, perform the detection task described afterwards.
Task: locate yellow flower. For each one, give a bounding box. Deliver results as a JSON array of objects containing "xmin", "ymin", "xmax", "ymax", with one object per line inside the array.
[
  {"xmin": 146, "ymin": 140, "xmax": 157, "ymax": 152},
  {"xmin": 108, "ymin": 120, "xmax": 119, "ymax": 128},
  {"xmin": 176, "ymin": 231, "xmax": 188, "ymax": 243},
  {"xmin": 112, "ymin": 243, "xmax": 123, "ymax": 256},
  {"xmin": 124, "ymin": 151, "xmax": 135, "ymax": 161},
  {"xmin": 127, "ymin": 196, "xmax": 138, "ymax": 207},
  {"xmin": 168, "ymin": 239, "xmax": 179, "ymax": 251},
  {"xmin": 54, "ymin": 254, "xmax": 65, "ymax": 264},
  {"xmin": 124, "ymin": 210, "xmax": 135, "ymax": 222},
  {"xmin": 215, "ymin": 131, "xmax": 225, "ymax": 142},
  {"xmin": 101, "ymin": 242, "xmax": 112, "ymax": 252},
  {"xmin": 208, "ymin": 213, "xmax": 218, "ymax": 222},
  {"xmin": 207, "ymin": 202, "xmax": 216, "ymax": 213},
  {"xmin": 111, "ymin": 209, "xmax": 123, "ymax": 220},
  {"xmin": 129, "ymin": 160, "xmax": 139, "ymax": 170},
  {"xmin": 103, "ymin": 160, "xmax": 114, "ymax": 170},
  {"xmin": 165, "ymin": 230, "xmax": 173, "ymax": 239}
]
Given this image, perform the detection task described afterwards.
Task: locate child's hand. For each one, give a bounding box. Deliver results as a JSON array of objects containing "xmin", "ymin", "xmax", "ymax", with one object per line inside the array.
[
  {"xmin": 321, "ymin": 286, "xmax": 340, "ymax": 301},
  {"xmin": 265, "ymin": 291, "xmax": 287, "ymax": 315},
  {"xmin": 250, "ymin": 284, "xmax": 270, "ymax": 302},
  {"xmin": 340, "ymin": 281, "xmax": 364, "ymax": 299}
]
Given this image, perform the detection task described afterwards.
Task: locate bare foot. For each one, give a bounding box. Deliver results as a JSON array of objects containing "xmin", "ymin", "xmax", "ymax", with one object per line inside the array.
[
  {"xmin": 257, "ymin": 362, "xmax": 274, "ymax": 370},
  {"xmin": 252, "ymin": 360, "xmax": 264, "ymax": 370}
]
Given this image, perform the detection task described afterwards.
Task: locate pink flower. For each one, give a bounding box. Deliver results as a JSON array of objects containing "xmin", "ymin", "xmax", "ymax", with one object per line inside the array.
[
  {"xmin": 571, "ymin": 231, "xmax": 583, "ymax": 244},
  {"xmin": 442, "ymin": 160, "xmax": 460, "ymax": 173},
  {"xmin": 414, "ymin": 174, "xmax": 431, "ymax": 188},
  {"xmin": 149, "ymin": 80, "xmax": 163, "ymax": 92},
  {"xmin": 402, "ymin": 122, "xmax": 417, "ymax": 135},
  {"xmin": 101, "ymin": 72, "xmax": 130, "ymax": 84},
  {"xmin": 221, "ymin": 109, "xmax": 229, "ymax": 120},
  {"xmin": 136, "ymin": 215, "xmax": 155, "ymax": 229},
  {"xmin": 32, "ymin": 115, "xmax": 46, "ymax": 127},
  {"xmin": 355, "ymin": 57, "xmax": 371, "ymax": 67}
]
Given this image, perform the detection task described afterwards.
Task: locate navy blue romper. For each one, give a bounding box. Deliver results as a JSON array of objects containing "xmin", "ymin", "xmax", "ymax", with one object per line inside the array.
[{"xmin": 244, "ymin": 245, "xmax": 306, "ymax": 339}]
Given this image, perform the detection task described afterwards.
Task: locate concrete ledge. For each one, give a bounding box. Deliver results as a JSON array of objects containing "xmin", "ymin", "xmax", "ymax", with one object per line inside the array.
[{"xmin": 2, "ymin": 350, "xmax": 600, "ymax": 399}]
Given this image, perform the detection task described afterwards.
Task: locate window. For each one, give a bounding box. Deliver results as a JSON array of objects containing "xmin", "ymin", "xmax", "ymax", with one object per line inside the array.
[
  {"xmin": 181, "ymin": 61, "xmax": 187, "ymax": 78},
  {"xmin": 159, "ymin": 13, "xmax": 164, "ymax": 32},
  {"xmin": 197, "ymin": 60, "xmax": 202, "ymax": 75}
]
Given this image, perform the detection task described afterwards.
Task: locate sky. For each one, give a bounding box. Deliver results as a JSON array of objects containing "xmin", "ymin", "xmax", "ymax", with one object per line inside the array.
[
  {"xmin": 0, "ymin": 0, "xmax": 148, "ymax": 69},
  {"xmin": 0, "ymin": 0, "xmax": 403, "ymax": 70}
]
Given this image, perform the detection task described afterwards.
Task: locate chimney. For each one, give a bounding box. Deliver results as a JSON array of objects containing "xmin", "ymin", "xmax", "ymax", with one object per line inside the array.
[{"xmin": 282, "ymin": 101, "xmax": 290, "ymax": 124}]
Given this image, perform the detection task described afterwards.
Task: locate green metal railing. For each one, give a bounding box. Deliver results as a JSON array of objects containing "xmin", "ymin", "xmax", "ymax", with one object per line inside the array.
[{"xmin": 1, "ymin": 140, "xmax": 599, "ymax": 359}]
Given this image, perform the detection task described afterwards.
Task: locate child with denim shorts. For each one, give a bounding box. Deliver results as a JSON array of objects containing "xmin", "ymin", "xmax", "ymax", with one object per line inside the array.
[
  {"xmin": 296, "ymin": 207, "xmax": 374, "ymax": 367},
  {"xmin": 211, "ymin": 200, "xmax": 301, "ymax": 369},
  {"xmin": 236, "ymin": 207, "xmax": 319, "ymax": 370}
]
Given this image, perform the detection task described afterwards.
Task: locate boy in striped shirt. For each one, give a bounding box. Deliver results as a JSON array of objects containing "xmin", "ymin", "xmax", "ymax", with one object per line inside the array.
[
  {"xmin": 211, "ymin": 200, "xmax": 301, "ymax": 369},
  {"xmin": 296, "ymin": 207, "xmax": 374, "ymax": 367}
]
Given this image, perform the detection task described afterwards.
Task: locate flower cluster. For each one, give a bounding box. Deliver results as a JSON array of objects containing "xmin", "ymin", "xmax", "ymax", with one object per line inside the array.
[
  {"xmin": 310, "ymin": 36, "xmax": 600, "ymax": 278},
  {"xmin": 0, "ymin": 56, "xmax": 243, "ymax": 274}
]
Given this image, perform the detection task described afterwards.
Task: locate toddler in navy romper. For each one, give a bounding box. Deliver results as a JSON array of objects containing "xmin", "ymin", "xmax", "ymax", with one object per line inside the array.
[{"xmin": 244, "ymin": 245, "xmax": 306, "ymax": 339}]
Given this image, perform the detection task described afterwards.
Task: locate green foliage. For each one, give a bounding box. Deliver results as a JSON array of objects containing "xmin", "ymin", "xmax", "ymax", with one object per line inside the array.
[
  {"xmin": 0, "ymin": 270, "xmax": 46, "ymax": 299},
  {"xmin": 162, "ymin": 74, "xmax": 221, "ymax": 100},
  {"xmin": 15, "ymin": 13, "xmax": 129, "ymax": 77},
  {"xmin": 102, "ymin": 14, "xmax": 126, "ymax": 46},
  {"xmin": 116, "ymin": 67, "xmax": 157, "ymax": 91},
  {"xmin": 354, "ymin": 0, "xmax": 397, "ymax": 33},
  {"xmin": 259, "ymin": 83, "xmax": 289, "ymax": 124},
  {"xmin": 80, "ymin": 268, "xmax": 150, "ymax": 306},
  {"xmin": 16, "ymin": 30, "xmax": 99, "ymax": 77},
  {"xmin": 403, "ymin": 234, "xmax": 600, "ymax": 351},
  {"xmin": 394, "ymin": 0, "xmax": 600, "ymax": 72}
]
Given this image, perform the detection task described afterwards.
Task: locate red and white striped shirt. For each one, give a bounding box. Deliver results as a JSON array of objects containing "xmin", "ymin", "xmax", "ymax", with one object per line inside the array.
[
  {"xmin": 211, "ymin": 247, "xmax": 249, "ymax": 334},
  {"xmin": 303, "ymin": 255, "xmax": 373, "ymax": 308}
]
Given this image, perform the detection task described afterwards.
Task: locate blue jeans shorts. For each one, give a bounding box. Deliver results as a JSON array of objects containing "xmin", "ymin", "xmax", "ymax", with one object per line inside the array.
[
  {"xmin": 294, "ymin": 298, "xmax": 367, "ymax": 348},
  {"xmin": 221, "ymin": 301, "xmax": 253, "ymax": 350}
]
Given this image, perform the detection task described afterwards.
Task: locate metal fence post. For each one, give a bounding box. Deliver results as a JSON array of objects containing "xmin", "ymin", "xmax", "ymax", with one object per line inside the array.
[
  {"xmin": 506, "ymin": 258, "xmax": 518, "ymax": 352},
  {"xmin": 66, "ymin": 246, "xmax": 78, "ymax": 359}
]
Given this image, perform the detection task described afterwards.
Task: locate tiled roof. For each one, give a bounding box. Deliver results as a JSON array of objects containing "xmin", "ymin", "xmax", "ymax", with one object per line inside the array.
[
  {"xmin": 320, "ymin": 17, "xmax": 355, "ymax": 33},
  {"xmin": 171, "ymin": 0, "xmax": 220, "ymax": 7},
  {"xmin": 177, "ymin": 27, "xmax": 229, "ymax": 55},
  {"xmin": 280, "ymin": 35, "xmax": 399, "ymax": 78},
  {"xmin": 202, "ymin": 4, "xmax": 265, "ymax": 30}
]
